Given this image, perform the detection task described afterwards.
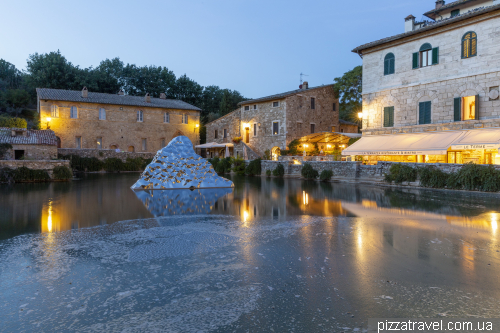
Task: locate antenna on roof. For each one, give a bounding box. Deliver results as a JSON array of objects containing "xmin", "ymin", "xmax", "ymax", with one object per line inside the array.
[{"xmin": 300, "ymin": 73, "xmax": 308, "ymax": 85}]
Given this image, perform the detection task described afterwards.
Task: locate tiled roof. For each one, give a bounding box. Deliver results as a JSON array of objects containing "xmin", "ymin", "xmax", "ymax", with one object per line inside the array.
[
  {"xmin": 424, "ymin": 0, "xmax": 478, "ymax": 17},
  {"xmin": 0, "ymin": 128, "xmax": 58, "ymax": 146},
  {"xmin": 352, "ymin": 4, "xmax": 500, "ymax": 53},
  {"xmin": 36, "ymin": 88, "xmax": 202, "ymax": 111},
  {"xmin": 238, "ymin": 84, "xmax": 334, "ymax": 105}
]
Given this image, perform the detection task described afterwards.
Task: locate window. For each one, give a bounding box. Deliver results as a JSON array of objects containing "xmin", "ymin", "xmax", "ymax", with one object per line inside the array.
[
  {"xmin": 161, "ymin": 138, "xmax": 166, "ymax": 147},
  {"xmin": 340, "ymin": 128, "xmax": 344, "ymax": 133},
  {"xmin": 455, "ymin": 95, "xmax": 479, "ymax": 121},
  {"xmin": 164, "ymin": 112, "xmax": 170, "ymax": 123},
  {"xmin": 137, "ymin": 110, "xmax": 143, "ymax": 122},
  {"xmin": 253, "ymin": 105, "xmax": 257, "ymax": 109},
  {"xmin": 50, "ymin": 105, "xmax": 59, "ymax": 118},
  {"xmin": 142, "ymin": 138, "xmax": 147, "ymax": 151},
  {"xmin": 76, "ymin": 136, "xmax": 81, "ymax": 149},
  {"xmin": 418, "ymin": 101, "xmax": 432, "ymax": 124},
  {"xmin": 272, "ymin": 122, "xmax": 279, "ymax": 135},
  {"xmin": 310, "ymin": 123, "xmax": 315, "ymax": 134},
  {"xmin": 97, "ymin": 137, "xmax": 102, "ymax": 149},
  {"xmin": 311, "ymin": 97, "xmax": 315, "ymax": 109},
  {"xmin": 70, "ymin": 106, "xmax": 78, "ymax": 119},
  {"xmin": 182, "ymin": 114, "xmax": 188, "ymax": 124},
  {"xmin": 215, "ymin": 129, "xmax": 218, "ymax": 139},
  {"xmin": 331, "ymin": 126, "xmax": 336, "ymax": 132},
  {"xmin": 383, "ymin": 106, "xmax": 394, "ymax": 127},
  {"xmin": 223, "ymin": 129, "xmax": 227, "ymax": 138},
  {"xmin": 254, "ymin": 123, "xmax": 257, "ymax": 137},
  {"xmin": 333, "ymin": 103, "xmax": 336, "ymax": 112},
  {"xmin": 384, "ymin": 53, "xmax": 395, "ymax": 75},
  {"xmin": 99, "ymin": 108, "xmax": 106, "ymax": 120},
  {"xmin": 244, "ymin": 106, "xmax": 250, "ymax": 111},
  {"xmin": 451, "ymin": 9, "xmax": 460, "ymax": 17},
  {"xmin": 413, "ymin": 43, "xmax": 439, "ymax": 68},
  {"xmin": 273, "ymin": 101, "xmax": 279, "ymax": 107},
  {"xmin": 462, "ymin": 31, "xmax": 477, "ymax": 59}
]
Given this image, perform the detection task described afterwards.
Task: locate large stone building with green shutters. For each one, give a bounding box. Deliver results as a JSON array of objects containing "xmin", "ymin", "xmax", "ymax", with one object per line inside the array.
[{"xmin": 344, "ymin": 0, "xmax": 500, "ymax": 165}]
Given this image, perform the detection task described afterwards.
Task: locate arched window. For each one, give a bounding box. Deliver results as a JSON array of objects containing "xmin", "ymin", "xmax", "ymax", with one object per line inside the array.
[
  {"xmin": 462, "ymin": 31, "xmax": 477, "ymax": 59},
  {"xmin": 50, "ymin": 105, "xmax": 59, "ymax": 118},
  {"xmin": 384, "ymin": 53, "xmax": 395, "ymax": 75},
  {"xmin": 413, "ymin": 43, "xmax": 439, "ymax": 68},
  {"xmin": 137, "ymin": 110, "xmax": 143, "ymax": 122}
]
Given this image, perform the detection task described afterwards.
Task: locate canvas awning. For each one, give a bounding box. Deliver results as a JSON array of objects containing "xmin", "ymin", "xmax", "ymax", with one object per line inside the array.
[
  {"xmin": 342, "ymin": 130, "xmax": 466, "ymax": 156},
  {"xmin": 450, "ymin": 128, "xmax": 500, "ymax": 150},
  {"xmin": 299, "ymin": 132, "xmax": 361, "ymax": 144},
  {"xmin": 195, "ymin": 142, "xmax": 234, "ymax": 149}
]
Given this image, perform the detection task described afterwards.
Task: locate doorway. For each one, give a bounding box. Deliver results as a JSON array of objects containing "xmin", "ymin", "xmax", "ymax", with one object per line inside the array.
[
  {"xmin": 14, "ymin": 150, "xmax": 25, "ymax": 160},
  {"xmin": 245, "ymin": 127, "xmax": 250, "ymax": 143}
]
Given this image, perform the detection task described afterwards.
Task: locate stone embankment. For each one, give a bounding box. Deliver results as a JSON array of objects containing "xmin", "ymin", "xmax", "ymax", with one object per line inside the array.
[
  {"xmin": 0, "ymin": 160, "xmax": 71, "ymax": 179},
  {"xmin": 58, "ymin": 148, "xmax": 156, "ymax": 161}
]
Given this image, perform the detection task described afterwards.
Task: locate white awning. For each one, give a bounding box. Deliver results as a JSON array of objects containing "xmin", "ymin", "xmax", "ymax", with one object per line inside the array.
[
  {"xmin": 195, "ymin": 142, "xmax": 234, "ymax": 149},
  {"xmin": 342, "ymin": 131, "xmax": 466, "ymax": 156},
  {"xmin": 450, "ymin": 128, "xmax": 500, "ymax": 150},
  {"xmin": 195, "ymin": 142, "xmax": 218, "ymax": 149}
]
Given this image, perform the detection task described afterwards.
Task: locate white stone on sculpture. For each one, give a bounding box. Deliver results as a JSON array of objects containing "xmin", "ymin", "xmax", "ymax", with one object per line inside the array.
[{"xmin": 131, "ymin": 136, "xmax": 234, "ymax": 190}]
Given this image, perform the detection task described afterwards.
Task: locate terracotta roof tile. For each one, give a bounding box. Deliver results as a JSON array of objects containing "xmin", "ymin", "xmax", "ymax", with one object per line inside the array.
[{"xmin": 0, "ymin": 128, "xmax": 57, "ymax": 146}]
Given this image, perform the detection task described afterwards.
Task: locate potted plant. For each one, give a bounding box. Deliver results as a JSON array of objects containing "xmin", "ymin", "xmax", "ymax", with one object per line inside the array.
[{"xmin": 232, "ymin": 136, "xmax": 242, "ymax": 144}]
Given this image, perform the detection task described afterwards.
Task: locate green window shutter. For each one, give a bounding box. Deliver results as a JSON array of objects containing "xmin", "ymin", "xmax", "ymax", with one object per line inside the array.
[
  {"xmin": 425, "ymin": 102, "xmax": 432, "ymax": 124},
  {"xmin": 475, "ymin": 94, "xmax": 480, "ymax": 120},
  {"xmin": 390, "ymin": 58, "xmax": 395, "ymax": 74},
  {"xmin": 419, "ymin": 102, "xmax": 425, "ymax": 124},
  {"xmin": 383, "ymin": 107, "xmax": 389, "ymax": 127},
  {"xmin": 412, "ymin": 52, "xmax": 419, "ymax": 69},
  {"xmin": 454, "ymin": 97, "xmax": 461, "ymax": 121},
  {"xmin": 384, "ymin": 59, "xmax": 388, "ymax": 75},
  {"xmin": 389, "ymin": 106, "xmax": 394, "ymax": 127},
  {"xmin": 432, "ymin": 47, "xmax": 439, "ymax": 65}
]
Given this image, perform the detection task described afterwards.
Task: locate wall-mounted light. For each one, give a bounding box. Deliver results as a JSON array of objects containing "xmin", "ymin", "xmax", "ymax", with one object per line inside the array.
[
  {"xmin": 46, "ymin": 117, "xmax": 51, "ymax": 129},
  {"xmin": 357, "ymin": 112, "xmax": 363, "ymax": 119}
]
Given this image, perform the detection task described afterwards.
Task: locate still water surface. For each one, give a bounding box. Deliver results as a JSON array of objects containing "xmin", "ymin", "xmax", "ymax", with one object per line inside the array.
[{"xmin": 1, "ymin": 174, "xmax": 500, "ymax": 332}]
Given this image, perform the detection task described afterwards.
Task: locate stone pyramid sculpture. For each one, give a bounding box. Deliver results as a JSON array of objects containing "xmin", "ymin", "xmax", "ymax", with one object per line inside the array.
[{"xmin": 131, "ymin": 136, "xmax": 234, "ymax": 190}]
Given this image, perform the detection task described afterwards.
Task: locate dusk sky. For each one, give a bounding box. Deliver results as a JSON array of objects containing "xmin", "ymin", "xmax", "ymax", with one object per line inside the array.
[{"xmin": 1, "ymin": 0, "xmax": 432, "ymax": 98}]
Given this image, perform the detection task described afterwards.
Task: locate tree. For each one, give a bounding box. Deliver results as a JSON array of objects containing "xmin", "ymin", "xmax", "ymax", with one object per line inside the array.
[
  {"xmin": 25, "ymin": 50, "xmax": 80, "ymax": 91},
  {"xmin": 172, "ymin": 74, "xmax": 203, "ymax": 107},
  {"xmin": 219, "ymin": 89, "xmax": 246, "ymax": 116},
  {"xmin": 333, "ymin": 65, "xmax": 362, "ymax": 123},
  {"xmin": 0, "ymin": 59, "xmax": 23, "ymax": 89},
  {"xmin": 122, "ymin": 64, "xmax": 176, "ymax": 97}
]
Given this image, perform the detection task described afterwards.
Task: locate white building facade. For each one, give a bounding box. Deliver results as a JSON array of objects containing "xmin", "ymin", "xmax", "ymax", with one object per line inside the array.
[{"xmin": 345, "ymin": 0, "xmax": 500, "ymax": 164}]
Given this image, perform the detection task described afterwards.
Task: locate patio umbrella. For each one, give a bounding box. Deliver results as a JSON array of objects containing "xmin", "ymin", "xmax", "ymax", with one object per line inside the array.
[
  {"xmin": 243, "ymin": 145, "xmax": 248, "ymax": 160},
  {"xmin": 225, "ymin": 145, "xmax": 230, "ymax": 158}
]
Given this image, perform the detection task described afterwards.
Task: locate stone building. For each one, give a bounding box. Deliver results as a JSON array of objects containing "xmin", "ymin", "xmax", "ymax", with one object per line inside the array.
[
  {"xmin": 0, "ymin": 127, "xmax": 57, "ymax": 160},
  {"xmin": 206, "ymin": 82, "xmax": 351, "ymax": 159},
  {"xmin": 344, "ymin": 0, "xmax": 500, "ymax": 165},
  {"xmin": 37, "ymin": 87, "xmax": 201, "ymax": 153},
  {"xmin": 339, "ymin": 119, "xmax": 359, "ymax": 133}
]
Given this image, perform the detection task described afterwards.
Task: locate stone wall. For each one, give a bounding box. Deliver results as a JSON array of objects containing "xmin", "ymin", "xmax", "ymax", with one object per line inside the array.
[
  {"xmin": 39, "ymin": 99, "xmax": 200, "ymax": 152},
  {"xmin": 285, "ymin": 85, "xmax": 339, "ymax": 145},
  {"xmin": 4, "ymin": 144, "xmax": 57, "ymax": 160},
  {"xmin": 0, "ymin": 160, "xmax": 71, "ymax": 178},
  {"xmin": 361, "ymin": 10, "xmax": 500, "ymax": 133},
  {"xmin": 205, "ymin": 109, "xmax": 241, "ymax": 144},
  {"xmin": 58, "ymin": 148, "xmax": 156, "ymax": 161},
  {"xmin": 339, "ymin": 122, "xmax": 359, "ymax": 134}
]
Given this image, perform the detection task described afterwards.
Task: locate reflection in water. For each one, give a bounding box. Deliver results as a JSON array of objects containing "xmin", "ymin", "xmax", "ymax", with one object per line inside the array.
[{"xmin": 134, "ymin": 188, "xmax": 232, "ymax": 216}]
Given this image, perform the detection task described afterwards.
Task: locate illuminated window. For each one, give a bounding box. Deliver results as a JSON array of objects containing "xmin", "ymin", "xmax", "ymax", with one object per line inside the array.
[
  {"xmin": 462, "ymin": 31, "xmax": 477, "ymax": 59},
  {"xmin": 97, "ymin": 137, "xmax": 102, "ymax": 149},
  {"xmin": 50, "ymin": 105, "xmax": 59, "ymax": 118},
  {"xmin": 272, "ymin": 122, "xmax": 279, "ymax": 135}
]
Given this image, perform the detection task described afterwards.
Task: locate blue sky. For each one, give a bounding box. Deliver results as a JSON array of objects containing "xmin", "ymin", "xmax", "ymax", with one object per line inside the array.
[{"xmin": 1, "ymin": 0, "xmax": 432, "ymax": 98}]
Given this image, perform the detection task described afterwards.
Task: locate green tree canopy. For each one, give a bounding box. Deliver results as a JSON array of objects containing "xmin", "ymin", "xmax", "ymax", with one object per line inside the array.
[{"xmin": 333, "ymin": 65, "xmax": 362, "ymax": 122}]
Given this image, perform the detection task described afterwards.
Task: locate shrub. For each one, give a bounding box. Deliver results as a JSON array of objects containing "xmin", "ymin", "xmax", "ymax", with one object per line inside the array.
[
  {"xmin": 447, "ymin": 163, "xmax": 500, "ymax": 192},
  {"xmin": 288, "ymin": 139, "xmax": 300, "ymax": 155},
  {"xmin": 142, "ymin": 158, "xmax": 153, "ymax": 169},
  {"xmin": 0, "ymin": 143, "xmax": 12, "ymax": 159},
  {"xmin": 103, "ymin": 158, "xmax": 124, "ymax": 172},
  {"xmin": 263, "ymin": 150, "xmax": 271, "ymax": 160},
  {"xmin": 61, "ymin": 155, "xmax": 103, "ymax": 172},
  {"xmin": 245, "ymin": 158, "xmax": 261, "ymax": 176},
  {"xmin": 301, "ymin": 163, "xmax": 319, "ymax": 179},
  {"xmin": 311, "ymin": 143, "xmax": 320, "ymax": 155},
  {"xmin": 348, "ymin": 137, "xmax": 361, "ymax": 146},
  {"xmin": 0, "ymin": 115, "xmax": 27, "ymax": 128},
  {"xmin": 13, "ymin": 166, "xmax": 50, "ymax": 182},
  {"xmin": 215, "ymin": 157, "xmax": 232, "ymax": 173},
  {"xmin": 418, "ymin": 166, "xmax": 449, "ymax": 188},
  {"xmin": 266, "ymin": 169, "xmax": 271, "ymax": 177},
  {"xmin": 124, "ymin": 157, "xmax": 143, "ymax": 171},
  {"xmin": 231, "ymin": 157, "xmax": 246, "ymax": 175},
  {"xmin": 232, "ymin": 136, "xmax": 242, "ymax": 143},
  {"xmin": 52, "ymin": 166, "xmax": 73, "ymax": 180},
  {"xmin": 384, "ymin": 163, "xmax": 418, "ymax": 183},
  {"xmin": 319, "ymin": 169, "xmax": 333, "ymax": 182},
  {"xmin": 272, "ymin": 163, "xmax": 285, "ymax": 177},
  {"xmin": 0, "ymin": 167, "xmax": 14, "ymax": 183},
  {"xmin": 207, "ymin": 157, "xmax": 220, "ymax": 169}
]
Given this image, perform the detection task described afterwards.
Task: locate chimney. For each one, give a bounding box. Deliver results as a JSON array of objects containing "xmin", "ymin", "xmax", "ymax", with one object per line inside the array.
[
  {"xmin": 435, "ymin": 0, "xmax": 445, "ymax": 10},
  {"xmin": 81, "ymin": 86, "xmax": 88, "ymax": 98},
  {"xmin": 145, "ymin": 93, "xmax": 151, "ymax": 103},
  {"xmin": 405, "ymin": 15, "xmax": 416, "ymax": 32},
  {"xmin": 160, "ymin": 93, "xmax": 166, "ymax": 99},
  {"xmin": 302, "ymin": 81, "xmax": 309, "ymax": 90},
  {"xmin": 118, "ymin": 89, "xmax": 124, "ymax": 95}
]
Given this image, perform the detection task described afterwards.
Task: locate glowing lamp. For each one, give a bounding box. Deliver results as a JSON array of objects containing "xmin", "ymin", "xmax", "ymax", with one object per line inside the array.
[
  {"xmin": 195, "ymin": 124, "xmax": 199, "ymax": 128},
  {"xmin": 358, "ymin": 112, "xmax": 363, "ymax": 119}
]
